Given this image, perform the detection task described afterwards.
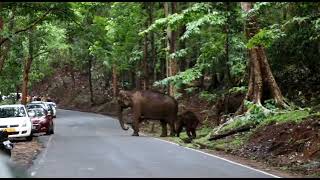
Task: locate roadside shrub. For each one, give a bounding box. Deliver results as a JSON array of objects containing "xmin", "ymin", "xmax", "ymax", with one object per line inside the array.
[
  {"xmin": 228, "ymin": 86, "xmax": 247, "ymax": 94},
  {"xmin": 199, "ymin": 91, "xmax": 217, "ymax": 102}
]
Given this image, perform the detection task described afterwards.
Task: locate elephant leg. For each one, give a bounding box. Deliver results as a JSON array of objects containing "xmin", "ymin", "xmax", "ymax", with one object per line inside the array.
[
  {"xmin": 131, "ymin": 106, "xmax": 140, "ymax": 136},
  {"xmin": 169, "ymin": 121, "xmax": 176, "ymax": 137},
  {"xmin": 176, "ymin": 124, "xmax": 183, "ymax": 137},
  {"xmin": 160, "ymin": 121, "xmax": 168, "ymax": 137},
  {"xmin": 132, "ymin": 123, "xmax": 140, "ymax": 136},
  {"xmin": 186, "ymin": 128, "xmax": 192, "ymax": 139},
  {"xmin": 191, "ymin": 128, "xmax": 197, "ymax": 139}
]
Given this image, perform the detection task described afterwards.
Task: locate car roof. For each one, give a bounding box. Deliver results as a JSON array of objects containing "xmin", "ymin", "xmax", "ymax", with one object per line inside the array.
[
  {"xmin": 30, "ymin": 101, "xmax": 44, "ymax": 103},
  {"xmin": 28, "ymin": 108, "xmax": 45, "ymax": 111},
  {"xmin": 45, "ymin": 102, "xmax": 55, "ymax": 104},
  {"xmin": 0, "ymin": 104, "xmax": 25, "ymax": 108},
  {"xmin": 27, "ymin": 104, "xmax": 44, "ymax": 106}
]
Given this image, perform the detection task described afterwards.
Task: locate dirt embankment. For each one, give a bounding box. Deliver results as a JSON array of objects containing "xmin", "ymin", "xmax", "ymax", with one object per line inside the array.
[{"xmin": 235, "ymin": 115, "xmax": 320, "ymax": 176}]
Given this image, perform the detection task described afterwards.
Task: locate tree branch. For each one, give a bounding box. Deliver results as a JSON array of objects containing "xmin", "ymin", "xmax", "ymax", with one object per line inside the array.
[
  {"xmin": 0, "ymin": 8, "xmax": 53, "ymax": 47},
  {"xmin": 33, "ymin": 50, "xmax": 50, "ymax": 59}
]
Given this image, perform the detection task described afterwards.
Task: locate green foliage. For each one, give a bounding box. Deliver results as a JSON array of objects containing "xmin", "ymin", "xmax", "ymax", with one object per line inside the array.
[
  {"xmin": 258, "ymin": 109, "xmax": 311, "ymax": 127},
  {"xmin": 228, "ymin": 35, "xmax": 247, "ymax": 79},
  {"xmin": 228, "ymin": 86, "xmax": 247, "ymax": 94},
  {"xmin": 247, "ymin": 25, "xmax": 286, "ymax": 48},
  {"xmin": 154, "ymin": 65, "xmax": 203, "ymax": 88},
  {"xmin": 139, "ymin": 2, "xmax": 212, "ymax": 35},
  {"xmin": 183, "ymin": 87, "xmax": 198, "ymax": 95},
  {"xmin": 199, "ymin": 91, "xmax": 217, "ymax": 102},
  {"xmin": 0, "ymin": 98, "xmax": 18, "ymax": 105},
  {"xmin": 181, "ymin": 11, "xmax": 226, "ymax": 40}
]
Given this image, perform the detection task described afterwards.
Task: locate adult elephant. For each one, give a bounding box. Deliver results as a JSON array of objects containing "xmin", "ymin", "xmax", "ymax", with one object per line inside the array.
[{"xmin": 117, "ymin": 90, "xmax": 178, "ymax": 137}]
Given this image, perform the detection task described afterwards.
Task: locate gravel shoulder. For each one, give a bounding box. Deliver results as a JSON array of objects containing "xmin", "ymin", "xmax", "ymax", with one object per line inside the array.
[{"xmin": 10, "ymin": 136, "xmax": 44, "ymax": 170}]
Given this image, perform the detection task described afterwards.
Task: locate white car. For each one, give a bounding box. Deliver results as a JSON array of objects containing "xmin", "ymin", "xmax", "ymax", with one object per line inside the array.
[
  {"xmin": 0, "ymin": 105, "xmax": 33, "ymax": 141},
  {"xmin": 44, "ymin": 102, "xmax": 57, "ymax": 118}
]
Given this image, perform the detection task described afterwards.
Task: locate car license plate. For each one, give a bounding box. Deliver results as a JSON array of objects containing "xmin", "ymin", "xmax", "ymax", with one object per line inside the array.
[{"xmin": 4, "ymin": 128, "xmax": 15, "ymax": 132}]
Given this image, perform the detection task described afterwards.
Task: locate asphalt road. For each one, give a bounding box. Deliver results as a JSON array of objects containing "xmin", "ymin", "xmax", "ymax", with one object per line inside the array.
[{"xmin": 28, "ymin": 109, "xmax": 279, "ymax": 178}]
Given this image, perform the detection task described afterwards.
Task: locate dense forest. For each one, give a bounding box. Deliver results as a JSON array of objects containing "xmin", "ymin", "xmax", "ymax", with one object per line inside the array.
[{"xmin": 1, "ymin": 2, "xmax": 320, "ymax": 176}]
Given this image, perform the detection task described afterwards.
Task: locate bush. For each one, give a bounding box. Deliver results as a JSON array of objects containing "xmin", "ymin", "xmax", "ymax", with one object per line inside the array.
[{"xmin": 199, "ymin": 91, "xmax": 217, "ymax": 102}]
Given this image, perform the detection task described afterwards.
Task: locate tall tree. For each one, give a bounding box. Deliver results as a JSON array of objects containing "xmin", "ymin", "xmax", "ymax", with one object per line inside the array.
[
  {"xmin": 21, "ymin": 29, "xmax": 34, "ymax": 105},
  {"xmin": 142, "ymin": 2, "xmax": 149, "ymax": 90},
  {"xmin": 237, "ymin": 2, "xmax": 288, "ymax": 114},
  {"xmin": 164, "ymin": 2, "xmax": 179, "ymax": 96}
]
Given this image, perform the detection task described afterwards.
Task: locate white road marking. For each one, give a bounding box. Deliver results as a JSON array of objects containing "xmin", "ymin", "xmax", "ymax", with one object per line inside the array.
[{"xmin": 153, "ymin": 137, "xmax": 281, "ymax": 178}]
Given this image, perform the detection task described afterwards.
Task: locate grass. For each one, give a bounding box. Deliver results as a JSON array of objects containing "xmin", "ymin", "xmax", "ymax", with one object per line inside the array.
[
  {"xmin": 216, "ymin": 108, "xmax": 313, "ymax": 136},
  {"xmin": 160, "ymin": 125, "xmax": 251, "ymax": 153},
  {"xmin": 257, "ymin": 109, "xmax": 312, "ymax": 127}
]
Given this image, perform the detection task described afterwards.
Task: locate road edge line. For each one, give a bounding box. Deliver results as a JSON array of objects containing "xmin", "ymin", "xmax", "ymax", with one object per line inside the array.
[{"xmin": 150, "ymin": 137, "xmax": 281, "ymax": 178}]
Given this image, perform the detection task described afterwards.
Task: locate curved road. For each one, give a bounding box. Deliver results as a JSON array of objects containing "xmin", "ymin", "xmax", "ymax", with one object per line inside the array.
[{"xmin": 28, "ymin": 109, "xmax": 279, "ymax": 178}]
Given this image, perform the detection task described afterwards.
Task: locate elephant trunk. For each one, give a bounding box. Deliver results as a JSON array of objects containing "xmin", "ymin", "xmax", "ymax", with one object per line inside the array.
[{"xmin": 118, "ymin": 105, "xmax": 129, "ymax": 131}]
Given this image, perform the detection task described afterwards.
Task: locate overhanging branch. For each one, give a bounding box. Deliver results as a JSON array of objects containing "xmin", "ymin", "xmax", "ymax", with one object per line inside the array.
[{"xmin": 0, "ymin": 8, "xmax": 53, "ymax": 47}]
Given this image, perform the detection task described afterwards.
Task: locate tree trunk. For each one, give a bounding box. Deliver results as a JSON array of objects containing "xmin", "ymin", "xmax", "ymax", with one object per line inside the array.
[
  {"xmin": 88, "ymin": 57, "xmax": 94, "ymax": 105},
  {"xmin": 21, "ymin": 58, "xmax": 32, "ymax": 105},
  {"xmin": 112, "ymin": 64, "xmax": 118, "ymax": 97},
  {"xmin": 71, "ymin": 68, "xmax": 76, "ymax": 89},
  {"xmin": 209, "ymin": 124, "xmax": 254, "ymax": 141},
  {"xmin": 236, "ymin": 2, "xmax": 288, "ymax": 114},
  {"xmin": 223, "ymin": 2, "xmax": 232, "ymax": 88},
  {"xmin": 129, "ymin": 70, "xmax": 135, "ymax": 89},
  {"xmin": 164, "ymin": 2, "xmax": 170, "ymax": 94},
  {"xmin": 21, "ymin": 29, "xmax": 34, "ymax": 105},
  {"xmin": 149, "ymin": 2, "xmax": 157, "ymax": 85},
  {"xmin": 164, "ymin": 2, "xmax": 179, "ymax": 96},
  {"xmin": 179, "ymin": 25, "xmax": 187, "ymax": 72},
  {"xmin": 0, "ymin": 10, "xmax": 7, "ymax": 72},
  {"xmin": 142, "ymin": 7, "xmax": 149, "ymax": 90}
]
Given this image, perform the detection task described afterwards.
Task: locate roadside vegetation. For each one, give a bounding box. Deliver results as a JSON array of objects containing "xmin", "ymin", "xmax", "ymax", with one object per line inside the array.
[{"xmin": 1, "ymin": 2, "xmax": 320, "ymax": 177}]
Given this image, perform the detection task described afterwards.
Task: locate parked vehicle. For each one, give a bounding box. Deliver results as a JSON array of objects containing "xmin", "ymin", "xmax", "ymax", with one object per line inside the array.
[
  {"xmin": 28, "ymin": 108, "xmax": 54, "ymax": 135},
  {"xmin": 0, "ymin": 105, "xmax": 33, "ymax": 141},
  {"xmin": 27, "ymin": 101, "xmax": 54, "ymax": 116},
  {"xmin": 0, "ymin": 130, "xmax": 14, "ymax": 156},
  {"xmin": 44, "ymin": 102, "xmax": 57, "ymax": 118}
]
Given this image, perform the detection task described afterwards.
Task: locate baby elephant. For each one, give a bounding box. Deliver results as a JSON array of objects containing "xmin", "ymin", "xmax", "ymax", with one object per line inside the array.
[{"xmin": 176, "ymin": 111, "xmax": 199, "ymax": 139}]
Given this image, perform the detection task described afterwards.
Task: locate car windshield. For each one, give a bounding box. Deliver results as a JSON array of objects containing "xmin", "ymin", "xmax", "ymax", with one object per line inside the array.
[
  {"xmin": 28, "ymin": 109, "xmax": 45, "ymax": 117},
  {"xmin": 0, "ymin": 107, "xmax": 26, "ymax": 118},
  {"xmin": 27, "ymin": 104, "xmax": 43, "ymax": 109},
  {"xmin": 48, "ymin": 104, "xmax": 55, "ymax": 109}
]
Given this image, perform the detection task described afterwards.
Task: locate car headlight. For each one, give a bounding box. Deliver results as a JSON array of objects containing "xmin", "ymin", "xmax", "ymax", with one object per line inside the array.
[{"xmin": 22, "ymin": 123, "xmax": 27, "ymax": 127}]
